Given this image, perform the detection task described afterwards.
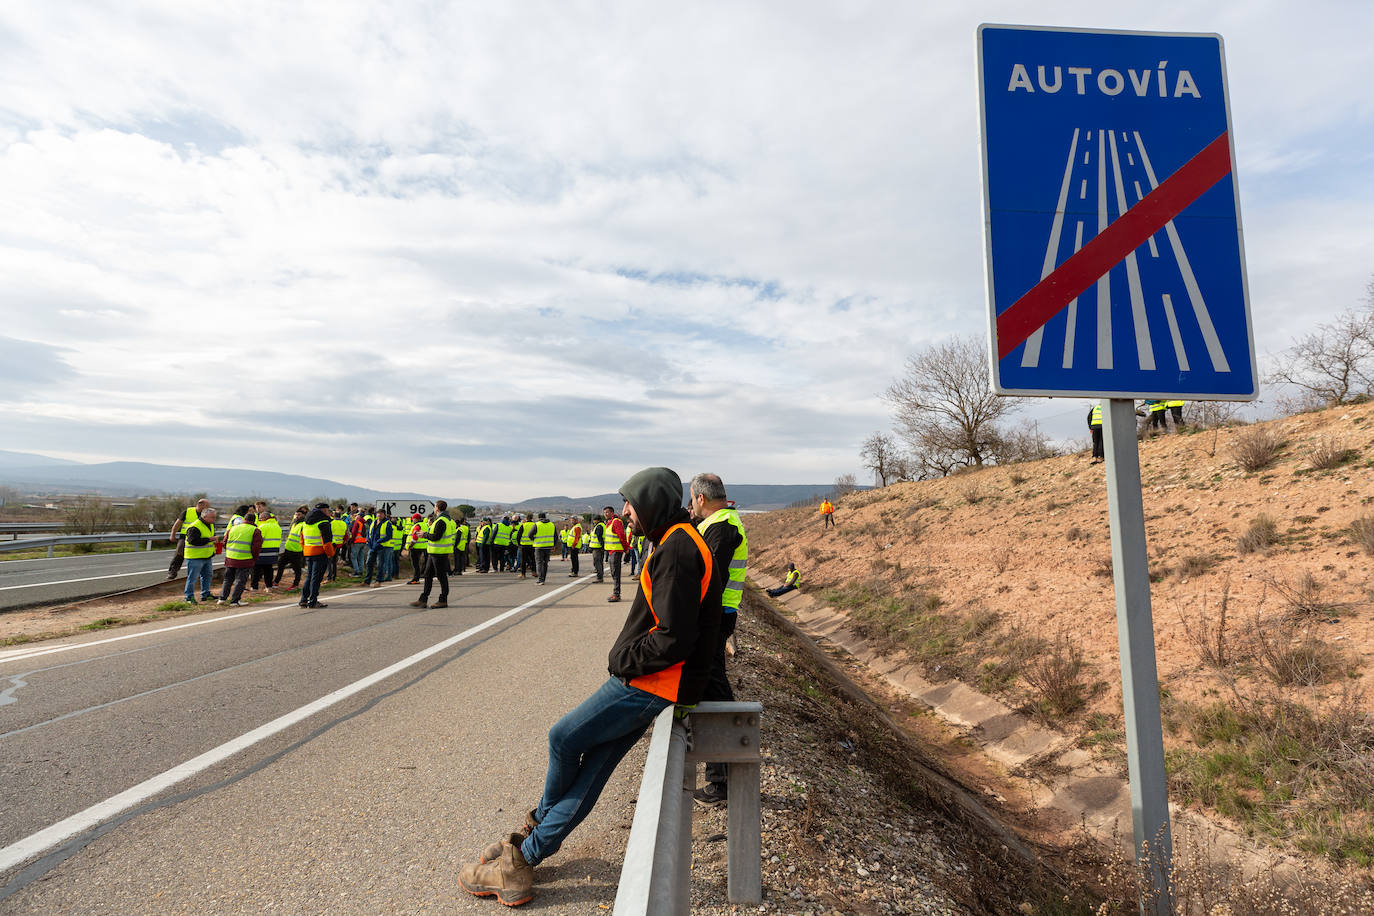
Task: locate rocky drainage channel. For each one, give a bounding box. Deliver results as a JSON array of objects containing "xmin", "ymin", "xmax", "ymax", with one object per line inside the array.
[{"xmin": 748, "ymin": 571, "xmax": 1293, "ymax": 885}]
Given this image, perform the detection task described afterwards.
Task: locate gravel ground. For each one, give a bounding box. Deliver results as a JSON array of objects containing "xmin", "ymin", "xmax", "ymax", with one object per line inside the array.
[{"xmin": 661, "ymin": 592, "xmax": 1080, "ymax": 915}]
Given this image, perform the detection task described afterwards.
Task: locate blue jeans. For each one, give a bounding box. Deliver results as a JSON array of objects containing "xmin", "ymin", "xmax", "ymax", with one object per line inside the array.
[
  {"xmin": 521, "ymin": 677, "xmax": 669, "ymax": 866},
  {"xmin": 184, "ymin": 557, "xmax": 213, "ymax": 601},
  {"xmin": 351, "ymin": 542, "xmax": 368, "ymax": 573},
  {"xmin": 364, "ymin": 546, "xmax": 393, "ymax": 583},
  {"xmin": 302, "ymin": 555, "xmax": 329, "ymax": 605}
]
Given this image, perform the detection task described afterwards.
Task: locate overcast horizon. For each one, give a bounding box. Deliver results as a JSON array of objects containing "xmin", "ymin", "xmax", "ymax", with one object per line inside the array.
[{"xmin": 2, "ymin": 2, "xmax": 1371, "ymax": 503}]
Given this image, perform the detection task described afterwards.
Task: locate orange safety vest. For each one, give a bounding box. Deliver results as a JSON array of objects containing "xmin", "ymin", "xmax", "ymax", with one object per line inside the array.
[{"xmin": 627, "ymin": 523, "xmax": 714, "ymax": 703}]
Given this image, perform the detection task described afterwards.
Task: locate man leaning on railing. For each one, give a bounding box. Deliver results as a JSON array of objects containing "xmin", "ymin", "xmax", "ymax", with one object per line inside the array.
[{"xmin": 456, "ymin": 466, "xmax": 723, "ymax": 908}]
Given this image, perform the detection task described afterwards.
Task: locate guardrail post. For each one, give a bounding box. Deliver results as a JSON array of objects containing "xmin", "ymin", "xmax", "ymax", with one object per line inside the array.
[
  {"xmin": 47, "ymin": 545, "xmax": 55, "ymax": 558},
  {"xmin": 615, "ymin": 701, "xmax": 763, "ymax": 914}
]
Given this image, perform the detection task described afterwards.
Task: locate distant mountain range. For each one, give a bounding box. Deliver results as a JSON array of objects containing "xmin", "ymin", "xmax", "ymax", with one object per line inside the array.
[{"xmin": 0, "ymin": 451, "xmax": 841, "ymax": 510}]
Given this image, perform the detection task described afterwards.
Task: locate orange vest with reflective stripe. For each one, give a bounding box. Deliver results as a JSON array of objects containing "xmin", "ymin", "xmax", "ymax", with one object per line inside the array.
[{"xmin": 627, "ymin": 523, "xmax": 714, "ymax": 703}]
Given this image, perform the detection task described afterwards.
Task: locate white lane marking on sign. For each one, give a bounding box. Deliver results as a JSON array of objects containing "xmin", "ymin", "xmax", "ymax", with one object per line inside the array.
[
  {"xmin": 1108, "ymin": 130, "xmax": 1155, "ymax": 370},
  {"xmin": 1134, "ymin": 130, "xmax": 1230, "ymax": 373},
  {"xmin": 1162, "ymin": 294, "xmax": 1191, "ymax": 371},
  {"xmin": 0, "ymin": 576, "xmax": 594, "ymax": 874},
  {"xmin": 1063, "ymin": 221, "xmax": 1086, "ymax": 369},
  {"xmin": 1022, "ymin": 127, "xmax": 1081, "ymax": 367},
  {"xmin": 1096, "ymin": 127, "xmax": 1111, "ymax": 369}
]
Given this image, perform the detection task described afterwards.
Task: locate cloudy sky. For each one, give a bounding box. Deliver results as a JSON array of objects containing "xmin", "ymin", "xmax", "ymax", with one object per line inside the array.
[{"xmin": 1, "ymin": 1, "xmax": 1370, "ymax": 502}]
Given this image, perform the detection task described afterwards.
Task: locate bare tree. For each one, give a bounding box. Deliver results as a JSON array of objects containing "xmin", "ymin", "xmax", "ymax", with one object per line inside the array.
[
  {"xmin": 832, "ymin": 473, "xmax": 858, "ymax": 496},
  {"xmin": 859, "ymin": 432, "xmax": 905, "ymax": 486},
  {"xmin": 1266, "ymin": 298, "xmax": 1374, "ymax": 407},
  {"xmin": 988, "ymin": 419, "xmax": 1060, "ymax": 464},
  {"xmin": 882, "ymin": 335, "xmax": 1019, "ymax": 473},
  {"xmin": 1190, "ymin": 401, "xmax": 1244, "ymax": 457}
]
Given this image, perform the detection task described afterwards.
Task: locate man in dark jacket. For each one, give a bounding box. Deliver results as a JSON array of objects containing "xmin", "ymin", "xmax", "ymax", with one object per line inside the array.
[{"xmin": 458, "ymin": 467, "xmax": 721, "ymax": 907}]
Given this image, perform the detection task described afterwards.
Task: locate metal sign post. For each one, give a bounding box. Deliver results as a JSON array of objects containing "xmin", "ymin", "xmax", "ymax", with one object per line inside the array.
[
  {"xmin": 977, "ymin": 24, "xmax": 1259, "ymax": 912},
  {"xmin": 1103, "ymin": 398, "xmax": 1171, "ymax": 913}
]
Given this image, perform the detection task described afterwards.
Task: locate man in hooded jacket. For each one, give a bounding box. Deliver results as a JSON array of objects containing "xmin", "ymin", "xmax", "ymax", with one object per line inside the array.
[{"xmin": 457, "ymin": 467, "xmax": 721, "ymax": 907}]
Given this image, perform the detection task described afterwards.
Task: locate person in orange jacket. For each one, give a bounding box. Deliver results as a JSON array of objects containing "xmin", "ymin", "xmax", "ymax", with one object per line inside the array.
[
  {"xmin": 299, "ymin": 502, "xmax": 336, "ymax": 609},
  {"xmin": 819, "ymin": 498, "xmax": 835, "ymax": 528}
]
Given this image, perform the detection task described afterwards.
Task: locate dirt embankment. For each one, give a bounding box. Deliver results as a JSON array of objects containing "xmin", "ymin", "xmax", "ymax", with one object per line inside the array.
[{"xmin": 748, "ymin": 401, "xmax": 1374, "ymax": 871}]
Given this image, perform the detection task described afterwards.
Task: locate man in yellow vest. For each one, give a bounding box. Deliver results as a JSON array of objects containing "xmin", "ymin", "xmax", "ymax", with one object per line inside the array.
[
  {"xmin": 410, "ymin": 501, "xmax": 455, "ymax": 609},
  {"xmin": 819, "ymin": 498, "xmax": 835, "ymax": 529},
  {"xmin": 454, "ymin": 517, "xmax": 470, "ymax": 576},
  {"xmin": 1087, "ymin": 402, "xmax": 1104, "ymax": 463},
  {"xmin": 274, "ymin": 506, "xmax": 307, "ymax": 591},
  {"xmin": 363, "ymin": 508, "xmax": 396, "ymax": 586},
  {"xmin": 531, "ymin": 512, "xmax": 555, "ymax": 584},
  {"xmin": 167, "ymin": 497, "xmax": 212, "ymax": 579},
  {"xmin": 1165, "ymin": 399, "xmax": 1187, "ymax": 431},
  {"xmin": 689, "ymin": 472, "xmax": 749, "ymax": 807},
  {"xmin": 565, "ymin": 517, "xmax": 582, "ymax": 577},
  {"xmin": 405, "ymin": 513, "xmax": 428, "ymax": 584},
  {"xmin": 767, "ymin": 563, "xmax": 800, "ymax": 597},
  {"xmin": 299, "ymin": 503, "xmax": 336, "ymax": 609},
  {"xmin": 326, "ymin": 508, "xmax": 348, "ymax": 581},
  {"xmin": 602, "ymin": 505, "xmax": 629, "ymax": 602},
  {"xmin": 252, "ymin": 506, "xmax": 282, "ymax": 594},
  {"xmin": 493, "ymin": 516, "xmax": 512, "ymax": 572},
  {"xmin": 218, "ymin": 512, "xmax": 263, "ymax": 607},
  {"xmin": 181, "ymin": 507, "xmax": 217, "ymax": 603}
]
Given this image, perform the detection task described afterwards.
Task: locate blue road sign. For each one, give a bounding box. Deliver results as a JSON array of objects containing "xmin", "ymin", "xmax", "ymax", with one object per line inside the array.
[{"xmin": 978, "ymin": 25, "xmax": 1257, "ymax": 400}]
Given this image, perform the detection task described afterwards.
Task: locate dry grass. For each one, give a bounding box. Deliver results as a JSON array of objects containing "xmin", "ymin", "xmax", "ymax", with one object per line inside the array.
[
  {"xmin": 1247, "ymin": 611, "xmax": 1348, "ymax": 687},
  {"xmin": 1177, "ymin": 585, "xmax": 1238, "ymax": 670},
  {"xmin": 1349, "ymin": 516, "xmax": 1374, "ymax": 555},
  {"xmin": 1264, "ymin": 570, "xmax": 1347, "ymax": 619},
  {"xmin": 1022, "ymin": 632, "xmax": 1091, "ymax": 720},
  {"xmin": 1236, "ymin": 514, "xmax": 1280, "ymax": 555},
  {"xmin": 1229, "ymin": 425, "xmax": 1286, "ymax": 472},
  {"xmin": 1305, "ymin": 435, "xmax": 1358, "ymax": 471}
]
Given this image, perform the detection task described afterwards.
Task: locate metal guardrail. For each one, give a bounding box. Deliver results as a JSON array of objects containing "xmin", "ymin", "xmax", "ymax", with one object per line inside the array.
[
  {"xmin": 614, "ymin": 701, "xmax": 762, "ymax": 915},
  {"xmin": 0, "ymin": 522, "xmax": 67, "ymax": 535},
  {"xmin": 0, "ymin": 531, "xmax": 180, "ymax": 558}
]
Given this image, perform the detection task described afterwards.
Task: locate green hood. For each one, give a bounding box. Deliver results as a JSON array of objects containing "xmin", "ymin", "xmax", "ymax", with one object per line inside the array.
[{"xmin": 618, "ymin": 467, "xmax": 685, "ymax": 538}]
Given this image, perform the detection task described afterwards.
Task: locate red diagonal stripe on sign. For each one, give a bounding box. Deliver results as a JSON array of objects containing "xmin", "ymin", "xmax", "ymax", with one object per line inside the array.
[{"xmin": 996, "ymin": 131, "xmax": 1233, "ymax": 361}]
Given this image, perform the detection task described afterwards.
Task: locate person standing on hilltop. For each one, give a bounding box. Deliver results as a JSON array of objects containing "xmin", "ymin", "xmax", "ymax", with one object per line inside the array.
[
  {"xmin": 167, "ymin": 497, "xmax": 212, "ymax": 580},
  {"xmin": 689, "ymin": 472, "xmax": 748, "ymax": 808},
  {"xmin": 456, "ymin": 467, "xmax": 720, "ymax": 907},
  {"xmin": 602, "ymin": 505, "xmax": 629, "ymax": 602},
  {"xmin": 819, "ymin": 498, "xmax": 835, "ymax": 528},
  {"xmin": 1088, "ymin": 402, "xmax": 1104, "ymax": 463}
]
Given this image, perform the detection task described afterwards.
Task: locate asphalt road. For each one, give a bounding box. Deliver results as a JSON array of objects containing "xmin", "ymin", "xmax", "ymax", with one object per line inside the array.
[
  {"xmin": 0, "ymin": 564, "xmax": 643, "ymax": 913},
  {"xmin": 0, "ymin": 548, "xmax": 210, "ymax": 611}
]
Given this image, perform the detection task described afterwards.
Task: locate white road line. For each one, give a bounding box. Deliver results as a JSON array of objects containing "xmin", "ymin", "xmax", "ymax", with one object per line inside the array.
[
  {"xmin": 1134, "ymin": 130, "xmax": 1230, "ymax": 373},
  {"xmin": 1148, "ymin": 235, "xmax": 1159, "ymax": 258},
  {"xmin": 1062, "ymin": 221, "xmax": 1085, "ymax": 369},
  {"xmin": 0, "ymin": 576, "xmax": 591, "ymax": 874},
  {"xmin": 1022, "ymin": 127, "xmax": 1079, "ymax": 368},
  {"xmin": 1079, "ymin": 178, "xmax": 1087, "ymax": 199},
  {"xmin": 1133, "ymin": 180, "xmax": 1144, "ymax": 201},
  {"xmin": 0, "ymin": 585, "xmax": 396, "ymax": 665},
  {"xmin": 1096, "ymin": 128, "xmax": 1111, "ymax": 369},
  {"xmin": 1082, "ymin": 151, "xmax": 1089, "ymax": 165},
  {"xmin": 1108, "ymin": 130, "xmax": 1155, "ymax": 370},
  {"xmin": 1162, "ymin": 294, "xmax": 1190, "ymax": 371},
  {"xmin": 0, "ymin": 568, "xmax": 189, "ymax": 592},
  {"xmin": 1128, "ymin": 152, "xmax": 1135, "ymax": 166}
]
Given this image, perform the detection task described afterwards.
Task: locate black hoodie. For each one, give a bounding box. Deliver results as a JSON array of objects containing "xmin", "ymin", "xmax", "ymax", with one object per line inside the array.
[{"xmin": 607, "ymin": 467, "xmax": 720, "ymax": 705}]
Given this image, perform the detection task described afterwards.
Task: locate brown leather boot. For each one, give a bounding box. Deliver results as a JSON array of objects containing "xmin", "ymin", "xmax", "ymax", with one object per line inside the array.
[
  {"xmin": 459, "ymin": 833, "xmax": 534, "ymax": 906},
  {"xmin": 480, "ymin": 809, "xmax": 538, "ymax": 864},
  {"xmin": 432, "ymin": 598, "xmax": 448, "ymax": 608}
]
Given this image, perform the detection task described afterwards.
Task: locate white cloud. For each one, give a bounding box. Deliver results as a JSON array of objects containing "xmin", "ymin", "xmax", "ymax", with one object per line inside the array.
[{"xmin": 0, "ymin": 1, "xmax": 1370, "ymax": 500}]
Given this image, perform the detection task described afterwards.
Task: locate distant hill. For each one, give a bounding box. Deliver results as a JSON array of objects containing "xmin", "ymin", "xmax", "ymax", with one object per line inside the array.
[
  {"xmin": 0, "ymin": 461, "xmax": 452, "ymax": 504},
  {"xmin": 510, "ymin": 483, "xmax": 851, "ymax": 513},
  {"xmin": 0, "ymin": 450, "xmax": 80, "ymax": 469}
]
